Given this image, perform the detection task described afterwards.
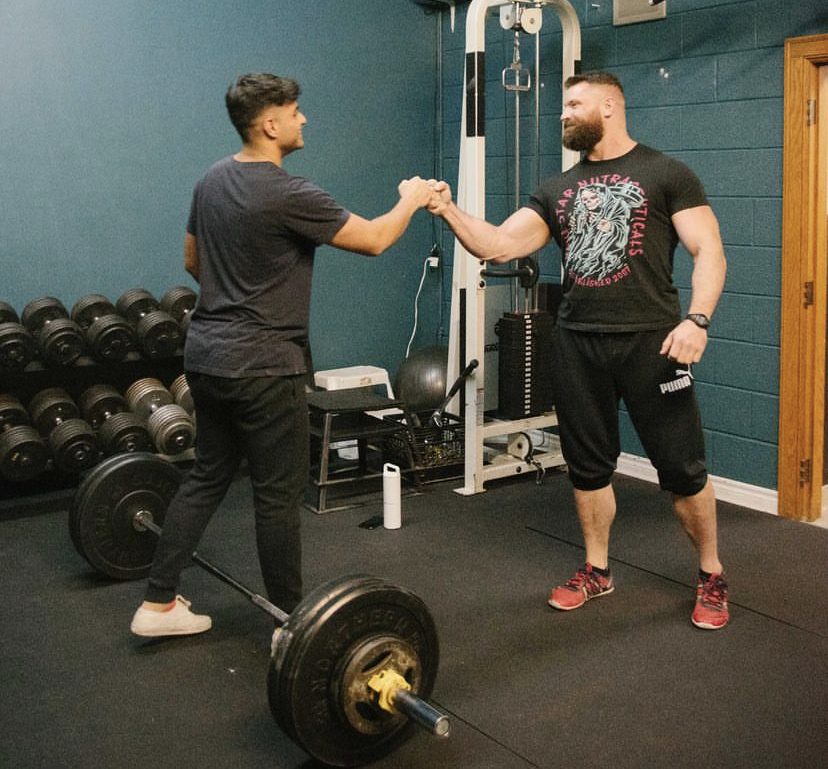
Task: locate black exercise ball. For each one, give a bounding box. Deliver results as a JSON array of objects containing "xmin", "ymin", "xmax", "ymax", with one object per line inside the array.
[{"xmin": 395, "ymin": 346, "xmax": 448, "ymax": 413}]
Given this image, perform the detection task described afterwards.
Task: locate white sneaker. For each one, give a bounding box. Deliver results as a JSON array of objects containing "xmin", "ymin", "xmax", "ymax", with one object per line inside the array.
[{"xmin": 130, "ymin": 595, "xmax": 212, "ymax": 637}]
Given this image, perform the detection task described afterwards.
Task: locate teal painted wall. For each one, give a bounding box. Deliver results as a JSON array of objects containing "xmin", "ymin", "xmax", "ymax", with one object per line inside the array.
[
  {"xmin": 0, "ymin": 0, "xmax": 441, "ymax": 380},
  {"xmin": 3, "ymin": 0, "xmax": 827, "ymax": 491},
  {"xmin": 438, "ymin": 0, "xmax": 828, "ymax": 490}
]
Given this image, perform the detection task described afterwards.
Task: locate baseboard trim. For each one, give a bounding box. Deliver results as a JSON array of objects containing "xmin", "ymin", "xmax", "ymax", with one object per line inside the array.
[{"xmin": 615, "ymin": 453, "xmax": 778, "ymax": 515}]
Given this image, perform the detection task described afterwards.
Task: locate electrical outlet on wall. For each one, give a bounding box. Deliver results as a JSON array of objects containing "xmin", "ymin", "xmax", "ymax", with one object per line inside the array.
[{"xmin": 427, "ymin": 244, "xmax": 441, "ymax": 269}]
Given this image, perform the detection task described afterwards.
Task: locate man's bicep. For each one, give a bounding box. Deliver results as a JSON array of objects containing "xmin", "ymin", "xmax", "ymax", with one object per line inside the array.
[
  {"xmin": 327, "ymin": 213, "xmax": 377, "ymax": 255},
  {"xmin": 672, "ymin": 205, "xmax": 722, "ymax": 258},
  {"xmin": 499, "ymin": 207, "xmax": 552, "ymax": 257}
]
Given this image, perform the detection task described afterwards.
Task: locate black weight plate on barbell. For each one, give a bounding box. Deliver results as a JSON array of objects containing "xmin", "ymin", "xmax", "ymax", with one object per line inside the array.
[
  {"xmin": 70, "ymin": 452, "xmax": 182, "ymax": 580},
  {"xmin": 268, "ymin": 574, "xmax": 439, "ymax": 767}
]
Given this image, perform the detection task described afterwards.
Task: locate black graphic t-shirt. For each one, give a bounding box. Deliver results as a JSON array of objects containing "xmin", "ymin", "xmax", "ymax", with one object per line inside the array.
[{"xmin": 527, "ymin": 143, "xmax": 708, "ymax": 332}]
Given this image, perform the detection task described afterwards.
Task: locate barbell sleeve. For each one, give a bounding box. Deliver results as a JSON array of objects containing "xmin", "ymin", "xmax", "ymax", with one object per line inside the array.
[{"xmin": 393, "ymin": 688, "xmax": 451, "ymax": 738}]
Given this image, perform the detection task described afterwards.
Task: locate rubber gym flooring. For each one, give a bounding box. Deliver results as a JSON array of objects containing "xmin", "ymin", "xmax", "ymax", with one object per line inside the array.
[{"xmin": 1, "ymin": 468, "xmax": 826, "ymax": 769}]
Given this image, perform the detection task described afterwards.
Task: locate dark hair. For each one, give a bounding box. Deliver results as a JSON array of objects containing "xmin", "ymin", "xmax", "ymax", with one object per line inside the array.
[
  {"xmin": 225, "ymin": 73, "xmax": 301, "ymax": 142},
  {"xmin": 564, "ymin": 71, "xmax": 624, "ymax": 95}
]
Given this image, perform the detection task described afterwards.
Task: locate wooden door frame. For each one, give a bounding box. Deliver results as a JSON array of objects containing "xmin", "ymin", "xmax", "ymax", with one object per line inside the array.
[{"xmin": 779, "ymin": 34, "xmax": 828, "ymax": 520}]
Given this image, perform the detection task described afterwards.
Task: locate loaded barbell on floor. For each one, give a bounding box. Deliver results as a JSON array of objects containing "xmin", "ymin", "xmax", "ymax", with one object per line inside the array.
[{"xmin": 69, "ymin": 452, "xmax": 450, "ymax": 767}]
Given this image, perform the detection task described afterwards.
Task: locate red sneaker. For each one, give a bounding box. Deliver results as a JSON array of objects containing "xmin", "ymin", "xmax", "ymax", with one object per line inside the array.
[
  {"xmin": 692, "ymin": 572, "xmax": 730, "ymax": 630},
  {"xmin": 548, "ymin": 563, "xmax": 614, "ymax": 611}
]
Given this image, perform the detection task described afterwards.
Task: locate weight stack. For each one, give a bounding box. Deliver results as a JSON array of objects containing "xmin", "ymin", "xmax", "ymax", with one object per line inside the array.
[{"xmin": 496, "ymin": 311, "xmax": 555, "ymax": 419}]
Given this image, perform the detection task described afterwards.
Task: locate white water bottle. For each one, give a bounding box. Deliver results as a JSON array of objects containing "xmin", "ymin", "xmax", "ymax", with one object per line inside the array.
[{"xmin": 383, "ymin": 463, "xmax": 402, "ymax": 529}]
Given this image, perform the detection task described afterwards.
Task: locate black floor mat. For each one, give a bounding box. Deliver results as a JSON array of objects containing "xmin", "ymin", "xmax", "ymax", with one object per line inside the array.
[{"xmin": 1, "ymin": 471, "xmax": 826, "ymax": 769}]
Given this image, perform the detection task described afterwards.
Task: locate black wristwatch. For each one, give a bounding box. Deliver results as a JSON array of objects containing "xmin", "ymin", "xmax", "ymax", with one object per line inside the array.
[{"xmin": 685, "ymin": 313, "xmax": 711, "ymax": 330}]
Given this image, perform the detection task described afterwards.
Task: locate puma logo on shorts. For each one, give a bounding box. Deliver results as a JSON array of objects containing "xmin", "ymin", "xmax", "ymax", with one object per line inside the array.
[{"xmin": 660, "ymin": 366, "xmax": 693, "ymax": 395}]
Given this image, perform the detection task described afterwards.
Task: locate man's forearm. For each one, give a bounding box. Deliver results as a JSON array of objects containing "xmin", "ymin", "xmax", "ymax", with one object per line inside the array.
[
  {"xmin": 688, "ymin": 246, "xmax": 726, "ymax": 318},
  {"xmin": 440, "ymin": 201, "xmax": 514, "ymax": 263},
  {"xmin": 368, "ymin": 196, "xmax": 422, "ymax": 255}
]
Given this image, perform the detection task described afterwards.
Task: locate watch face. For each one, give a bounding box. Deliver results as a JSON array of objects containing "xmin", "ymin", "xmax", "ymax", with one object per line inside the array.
[{"xmin": 687, "ymin": 313, "xmax": 710, "ymax": 329}]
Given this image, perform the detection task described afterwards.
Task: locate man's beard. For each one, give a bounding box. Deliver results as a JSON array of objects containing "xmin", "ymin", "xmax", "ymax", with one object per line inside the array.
[{"xmin": 562, "ymin": 116, "xmax": 603, "ymax": 152}]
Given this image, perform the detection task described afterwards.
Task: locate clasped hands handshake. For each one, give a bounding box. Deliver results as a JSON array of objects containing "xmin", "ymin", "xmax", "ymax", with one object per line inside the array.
[{"xmin": 398, "ymin": 176, "xmax": 452, "ymax": 216}]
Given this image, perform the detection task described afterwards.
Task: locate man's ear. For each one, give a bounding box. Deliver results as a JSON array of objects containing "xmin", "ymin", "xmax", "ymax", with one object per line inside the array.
[
  {"xmin": 602, "ymin": 96, "xmax": 615, "ymax": 118},
  {"xmin": 262, "ymin": 115, "xmax": 279, "ymax": 140}
]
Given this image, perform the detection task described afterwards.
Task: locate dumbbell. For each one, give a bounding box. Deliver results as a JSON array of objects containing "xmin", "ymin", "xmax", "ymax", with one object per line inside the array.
[
  {"xmin": 159, "ymin": 286, "xmax": 196, "ymax": 337},
  {"xmin": 28, "ymin": 387, "xmax": 100, "ymax": 474},
  {"xmin": 0, "ymin": 301, "xmax": 18, "ymax": 324},
  {"xmin": 70, "ymin": 294, "xmax": 136, "ymax": 363},
  {"xmin": 0, "ymin": 303, "xmax": 36, "ymax": 371},
  {"xmin": 78, "ymin": 384, "xmax": 153, "ymax": 457},
  {"xmin": 116, "ymin": 289, "xmax": 182, "ymax": 360},
  {"xmin": 0, "ymin": 394, "xmax": 50, "ymax": 481},
  {"xmin": 169, "ymin": 373, "xmax": 194, "ymax": 416},
  {"xmin": 125, "ymin": 377, "xmax": 194, "ymax": 455},
  {"xmin": 20, "ymin": 297, "xmax": 85, "ymax": 367}
]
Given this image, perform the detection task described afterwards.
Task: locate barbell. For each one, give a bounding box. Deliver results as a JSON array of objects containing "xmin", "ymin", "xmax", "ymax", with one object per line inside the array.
[{"xmin": 69, "ymin": 451, "xmax": 450, "ymax": 767}]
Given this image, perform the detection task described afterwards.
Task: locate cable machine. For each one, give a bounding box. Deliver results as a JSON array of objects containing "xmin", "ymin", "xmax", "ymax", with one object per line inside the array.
[{"xmin": 447, "ymin": 0, "xmax": 581, "ymax": 495}]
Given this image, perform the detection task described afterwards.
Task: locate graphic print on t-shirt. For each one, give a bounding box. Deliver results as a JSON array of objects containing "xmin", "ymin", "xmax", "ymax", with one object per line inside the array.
[{"xmin": 559, "ymin": 179, "xmax": 647, "ymax": 287}]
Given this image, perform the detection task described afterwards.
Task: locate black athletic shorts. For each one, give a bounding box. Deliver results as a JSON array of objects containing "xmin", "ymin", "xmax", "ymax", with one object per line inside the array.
[{"xmin": 551, "ymin": 326, "xmax": 708, "ymax": 496}]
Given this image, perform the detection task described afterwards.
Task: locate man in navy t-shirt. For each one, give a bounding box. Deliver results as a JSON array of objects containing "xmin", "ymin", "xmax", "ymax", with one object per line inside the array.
[
  {"xmin": 428, "ymin": 71, "xmax": 729, "ymax": 630},
  {"xmin": 131, "ymin": 73, "xmax": 433, "ymax": 640}
]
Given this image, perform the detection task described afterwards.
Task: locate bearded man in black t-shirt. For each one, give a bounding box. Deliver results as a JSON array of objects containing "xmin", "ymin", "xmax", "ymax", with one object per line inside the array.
[
  {"xmin": 428, "ymin": 71, "xmax": 730, "ymax": 630},
  {"xmin": 130, "ymin": 73, "xmax": 434, "ymax": 641}
]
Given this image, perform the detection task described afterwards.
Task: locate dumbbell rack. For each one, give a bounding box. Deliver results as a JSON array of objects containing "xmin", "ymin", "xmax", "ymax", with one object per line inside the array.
[
  {"xmin": 1, "ymin": 353, "xmax": 189, "ymax": 501},
  {"xmin": 0, "ymin": 288, "xmax": 196, "ymax": 503}
]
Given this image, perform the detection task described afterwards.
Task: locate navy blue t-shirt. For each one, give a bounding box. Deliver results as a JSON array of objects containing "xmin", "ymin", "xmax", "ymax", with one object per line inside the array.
[
  {"xmin": 527, "ymin": 144, "xmax": 708, "ymax": 332},
  {"xmin": 185, "ymin": 157, "xmax": 349, "ymax": 376}
]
